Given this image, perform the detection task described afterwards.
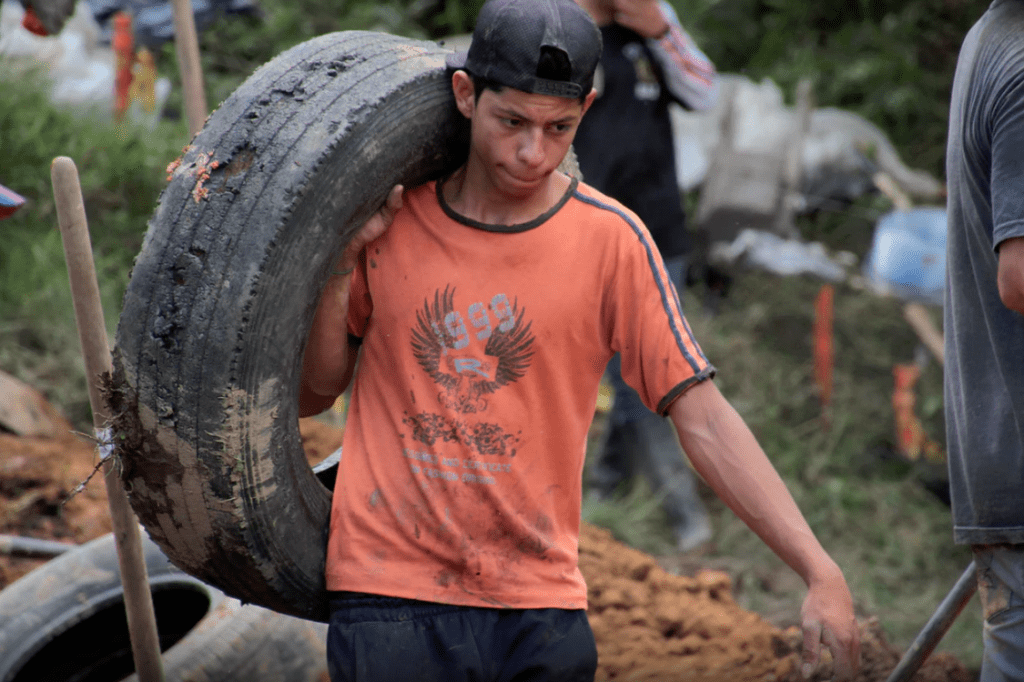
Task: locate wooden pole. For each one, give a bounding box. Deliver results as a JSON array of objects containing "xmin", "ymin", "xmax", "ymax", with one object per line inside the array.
[
  {"xmin": 51, "ymin": 156, "xmax": 165, "ymax": 682},
  {"xmin": 170, "ymin": 0, "xmax": 207, "ymax": 137},
  {"xmin": 813, "ymin": 283, "xmax": 834, "ymax": 425},
  {"xmin": 903, "ymin": 302, "xmax": 945, "ymax": 366}
]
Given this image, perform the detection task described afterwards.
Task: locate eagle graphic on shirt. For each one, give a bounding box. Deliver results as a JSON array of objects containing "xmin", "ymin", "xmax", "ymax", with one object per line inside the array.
[{"xmin": 411, "ymin": 285, "xmax": 535, "ymax": 415}]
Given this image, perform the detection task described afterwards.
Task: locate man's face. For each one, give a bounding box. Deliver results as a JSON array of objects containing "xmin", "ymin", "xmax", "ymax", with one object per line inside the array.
[{"xmin": 455, "ymin": 74, "xmax": 595, "ymax": 200}]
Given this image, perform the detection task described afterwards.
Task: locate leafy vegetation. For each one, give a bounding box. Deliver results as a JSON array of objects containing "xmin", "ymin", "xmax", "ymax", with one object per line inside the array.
[
  {"xmin": 0, "ymin": 66, "xmax": 185, "ymax": 425},
  {"xmin": 0, "ymin": 0, "xmax": 985, "ymax": 671},
  {"xmin": 675, "ymin": 0, "xmax": 988, "ymax": 180}
]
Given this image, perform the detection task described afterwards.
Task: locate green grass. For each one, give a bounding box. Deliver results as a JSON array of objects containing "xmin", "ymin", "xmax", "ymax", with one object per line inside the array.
[
  {"xmin": 581, "ymin": 482, "xmax": 677, "ymax": 556},
  {"xmin": 0, "ymin": 65, "xmax": 189, "ymax": 425}
]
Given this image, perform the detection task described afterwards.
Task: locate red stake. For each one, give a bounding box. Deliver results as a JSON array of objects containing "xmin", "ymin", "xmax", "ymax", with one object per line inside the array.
[
  {"xmin": 113, "ymin": 12, "xmax": 134, "ymax": 121},
  {"xmin": 813, "ymin": 284, "xmax": 834, "ymax": 416}
]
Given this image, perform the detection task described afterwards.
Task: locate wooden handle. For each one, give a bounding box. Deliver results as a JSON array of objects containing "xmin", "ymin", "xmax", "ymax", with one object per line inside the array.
[
  {"xmin": 51, "ymin": 156, "xmax": 166, "ymax": 682},
  {"xmin": 170, "ymin": 0, "xmax": 207, "ymax": 137},
  {"xmin": 873, "ymin": 172, "xmax": 913, "ymax": 211},
  {"xmin": 51, "ymin": 159, "xmax": 113, "ymax": 418},
  {"xmin": 903, "ymin": 302, "xmax": 944, "ymax": 365}
]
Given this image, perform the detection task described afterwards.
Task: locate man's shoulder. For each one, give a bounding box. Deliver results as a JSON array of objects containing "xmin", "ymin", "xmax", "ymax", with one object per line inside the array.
[
  {"xmin": 965, "ymin": 2, "xmax": 1024, "ymax": 75},
  {"xmin": 570, "ymin": 179, "xmax": 646, "ymax": 230}
]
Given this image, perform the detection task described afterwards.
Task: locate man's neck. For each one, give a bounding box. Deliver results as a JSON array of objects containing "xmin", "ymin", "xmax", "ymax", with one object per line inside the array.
[{"xmin": 442, "ymin": 161, "xmax": 571, "ymax": 227}]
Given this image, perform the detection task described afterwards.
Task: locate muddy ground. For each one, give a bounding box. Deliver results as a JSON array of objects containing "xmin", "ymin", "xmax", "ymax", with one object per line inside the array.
[{"xmin": 0, "ymin": 414, "xmax": 973, "ymax": 682}]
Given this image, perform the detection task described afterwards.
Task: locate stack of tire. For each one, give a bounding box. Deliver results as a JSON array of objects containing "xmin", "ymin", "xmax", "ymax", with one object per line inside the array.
[{"xmin": 0, "ymin": 532, "xmax": 329, "ymax": 681}]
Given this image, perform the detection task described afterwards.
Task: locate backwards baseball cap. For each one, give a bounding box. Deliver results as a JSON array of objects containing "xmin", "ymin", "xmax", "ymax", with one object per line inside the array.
[{"xmin": 446, "ymin": 0, "xmax": 602, "ymax": 99}]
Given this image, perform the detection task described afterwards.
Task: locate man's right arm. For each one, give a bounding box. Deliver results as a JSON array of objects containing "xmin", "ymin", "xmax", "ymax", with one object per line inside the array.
[
  {"xmin": 300, "ymin": 271, "xmax": 360, "ymax": 417},
  {"xmin": 298, "ymin": 184, "xmax": 404, "ymax": 417},
  {"xmin": 667, "ymin": 380, "xmax": 860, "ymax": 680},
  {"xmin": 997, "ymin": 236, "xmax": 1024, "ymax": 315}
]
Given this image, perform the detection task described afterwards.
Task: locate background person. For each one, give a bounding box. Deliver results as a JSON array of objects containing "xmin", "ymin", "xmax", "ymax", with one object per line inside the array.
[
  {"xmin": 944, "ymin": 1, "xmax": 1024, "ymax": 679},
  {"xmin": 572, "ymin": 0, "xmax": 718, "ymax": 551}
]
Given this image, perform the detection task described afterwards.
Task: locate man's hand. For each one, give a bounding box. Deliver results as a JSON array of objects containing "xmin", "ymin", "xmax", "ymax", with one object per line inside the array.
[
  {"xmin": 337, "ymin": 184, "xmax": 404, "ymax": 272},
  {"xmin": 800, "ymin": 566, "xmax": 861, "ymax": 680},
  {"xmin": 612, "ymin": 0, "xmax": 669, "ymax": 38}
]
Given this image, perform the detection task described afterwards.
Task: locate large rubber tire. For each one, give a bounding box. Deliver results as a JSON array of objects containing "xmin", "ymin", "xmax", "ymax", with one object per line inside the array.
[
  {"xmin": 107, "ymin": 31, "xmax": 470, "ymax": 622},
  {"xmin": 0, "ymin": 533, "xmax": 328, "ymax": 682}
]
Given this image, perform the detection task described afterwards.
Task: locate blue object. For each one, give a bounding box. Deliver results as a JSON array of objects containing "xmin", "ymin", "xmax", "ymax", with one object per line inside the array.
[
  {"xmin": 863, "ymin": 207, "xmax": 947, "ymax": 306},
  {"xmin": 0, "ymin": 183, "xmax": 25, "ymax": 220}
]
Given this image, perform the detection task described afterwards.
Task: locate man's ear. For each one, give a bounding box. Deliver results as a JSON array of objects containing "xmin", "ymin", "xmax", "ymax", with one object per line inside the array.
[
  {"xmin": 452, "ymin": 70, "xmax": 475, "ymax": 119},
  {"xmin": 580, "ymin": 87, "xmax": 597, "ymax": 117}
]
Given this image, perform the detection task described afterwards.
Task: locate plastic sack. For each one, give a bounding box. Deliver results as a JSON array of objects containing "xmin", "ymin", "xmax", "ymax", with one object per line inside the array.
[
  {"xmin": 862, "ymin": 207, "xmax": 947, "ymax": 306},
  {"xmin": 709, "ymin": 228, "xmax": 849, "ymax": 282}
]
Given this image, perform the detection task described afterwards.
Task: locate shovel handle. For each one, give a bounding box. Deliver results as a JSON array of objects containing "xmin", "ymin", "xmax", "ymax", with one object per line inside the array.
[
  {"xmin": 170, "ymin": 0, "xmax": 207, "ymax": 137},
  {"xmin": 885, "ymin": 560, "xmax": 977, "ymax": 682},
  {"xmin": 903, "ymin": 303, "xmax": 944, "ymax": 366},
  {"xmin": 52, "ymin": 156, "xmax": 166, "ymax": 682}
]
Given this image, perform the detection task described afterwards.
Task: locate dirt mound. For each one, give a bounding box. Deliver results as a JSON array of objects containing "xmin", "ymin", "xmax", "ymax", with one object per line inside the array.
[
  {"xmin": 0, "ymin": 425, "xmax": 111, "ymax": 586},
  {"xmin": 582, "ymin": 522, "xmax": 794, "ymax": 681},
  {"xmin": 0, "ymin": 417, "xmax": 973, "ymax": 681},
  {"xmin": 580, "ymin": 522, "xmax": 973, "ymax": 681}
]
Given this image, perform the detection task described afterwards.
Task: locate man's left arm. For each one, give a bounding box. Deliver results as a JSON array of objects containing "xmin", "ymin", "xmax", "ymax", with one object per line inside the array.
[
  {"xmin": 668, "ymin": 379, "xmax": 861, "ymax": 680},
  {"xmin": 991, "ymin": 74, "xmax": 1024, "ymax": 315},
  {"xmin": 997, "ymin": 236, "xmax": 1024, "ymax": 315}
]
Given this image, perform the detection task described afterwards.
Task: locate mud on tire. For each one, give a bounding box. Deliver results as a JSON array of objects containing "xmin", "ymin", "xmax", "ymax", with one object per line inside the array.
[{"xmin": 108, "ymin": 31, "xmax": 470, "ymax": 622}]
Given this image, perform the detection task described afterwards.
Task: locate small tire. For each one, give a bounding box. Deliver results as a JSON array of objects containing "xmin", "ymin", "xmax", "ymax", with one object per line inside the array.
[
  {"xmin": 108, "ymin": 31, "xmax": 469, "ymax": 622},
  {"xmin": 0, "ymin": 533, "xmax": 328, "ymax": 682},
  {"xmin": 121, "ymin": 598, "xmax": 330, "ymax": 682}
]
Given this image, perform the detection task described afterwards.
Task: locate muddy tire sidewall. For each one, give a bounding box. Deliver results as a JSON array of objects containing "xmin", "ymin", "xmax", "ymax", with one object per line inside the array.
[{"xmin": 109, "ymin": 31, "xmax": 469, "ymax": 622}]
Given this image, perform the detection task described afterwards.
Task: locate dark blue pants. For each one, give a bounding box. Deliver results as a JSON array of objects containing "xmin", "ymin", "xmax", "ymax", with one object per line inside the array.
[{"xmin": 326, "ymin": 592, "xmax": 597, "ymax": 682}]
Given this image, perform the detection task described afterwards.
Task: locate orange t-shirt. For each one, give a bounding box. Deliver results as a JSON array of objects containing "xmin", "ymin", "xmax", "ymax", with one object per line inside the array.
[{"xmin": 325, "ymin": 177, "xmax": 714, "ymax": 609}]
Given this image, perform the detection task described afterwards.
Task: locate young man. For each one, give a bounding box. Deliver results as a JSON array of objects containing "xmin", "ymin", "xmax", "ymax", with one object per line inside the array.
[
  {"xmin": 945, "ymin": 2, "xmax": 1024, "ymax": 679},
  {"xmin": 301, "ymin": 0, "xmax": 860, "ymax": 679},
  {"xmin": 572, "ymin": 0, "xmax": 718, "ymax": 552}
]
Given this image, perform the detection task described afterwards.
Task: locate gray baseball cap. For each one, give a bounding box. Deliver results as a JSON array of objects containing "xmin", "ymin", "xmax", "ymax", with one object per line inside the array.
[{"xmin": 446, "ymin": 0, "xmax": 602, "ymax": 99}]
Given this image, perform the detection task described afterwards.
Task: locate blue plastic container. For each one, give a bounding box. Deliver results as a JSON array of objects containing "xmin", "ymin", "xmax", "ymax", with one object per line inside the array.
[{"xmin": 863, "ymin": 207, "xmax": 947, "ymax": 306}]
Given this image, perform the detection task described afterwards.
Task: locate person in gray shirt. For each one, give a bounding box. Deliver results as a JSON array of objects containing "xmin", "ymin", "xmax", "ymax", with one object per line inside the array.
[{"xmin": 945, "ymin": 1, "xmax": 1024, "ymax": 678}]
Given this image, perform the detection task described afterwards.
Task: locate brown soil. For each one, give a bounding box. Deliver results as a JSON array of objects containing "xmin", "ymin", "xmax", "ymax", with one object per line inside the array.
[
  {"xmin": 580, "ymin": 522, "xmax": 972, "ymax": 682},
  {"xmin": 0, "ymin": 414, "xmax": 973, "ymax": 682}
]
